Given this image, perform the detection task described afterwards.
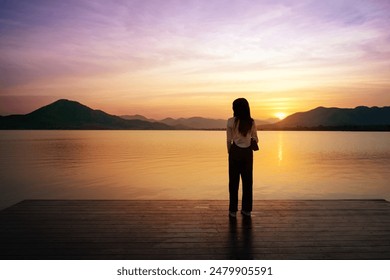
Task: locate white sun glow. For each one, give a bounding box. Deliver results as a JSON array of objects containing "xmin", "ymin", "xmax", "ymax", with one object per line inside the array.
[{"xmin": 275, "ymin": 112, "xmax": 287, "ymax": 120}]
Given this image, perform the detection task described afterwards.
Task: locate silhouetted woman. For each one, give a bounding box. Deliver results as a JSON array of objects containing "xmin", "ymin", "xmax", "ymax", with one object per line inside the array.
[{"xmin": 227, "ymin": 98, "xmax": 258, "ymax": 218}]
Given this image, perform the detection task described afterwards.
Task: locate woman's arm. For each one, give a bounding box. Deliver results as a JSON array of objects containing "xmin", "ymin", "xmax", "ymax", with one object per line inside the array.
[
  {"xmin": 251, "ymin": 120, "xmax": 258, "ymax": 143},
  {"xmin": 226, "ymin": 120, "xmax": 233, "ymax": 153}
]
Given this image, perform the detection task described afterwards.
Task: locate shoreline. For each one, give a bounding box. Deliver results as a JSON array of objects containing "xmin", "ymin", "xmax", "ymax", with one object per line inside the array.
[{"xmin": 0, "ymin": 128, "xmax": 389, "ymax": 131}]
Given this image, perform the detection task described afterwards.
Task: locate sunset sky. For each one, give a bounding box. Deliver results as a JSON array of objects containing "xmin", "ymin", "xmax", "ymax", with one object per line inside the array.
[{"xmin": 1, "ymin": 0, "xmax": 389, "ymax": 119}]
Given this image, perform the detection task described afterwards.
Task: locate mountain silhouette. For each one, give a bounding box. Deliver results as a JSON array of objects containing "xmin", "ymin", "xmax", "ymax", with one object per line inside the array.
[
  {"xmin": 0, "ymin": 99, "xmax": 172, "ymax": 130},
  {"xmin": 120, "ymin": 114, "xmax": 156, "ymax": 122},
  {"xmin": 1, "ymin": 100, "xmax": 389, "ymax": 130},
  {"xmin": 263, "ymin": 106, "xmax": 390, "ymax": 130},
  {"xmin": 121, "ymin": 115, "xmax": 273, "ymax": 129},
  {"xmin": 160, "ymin": 117, "xmax": 227, "ymax": 129}
]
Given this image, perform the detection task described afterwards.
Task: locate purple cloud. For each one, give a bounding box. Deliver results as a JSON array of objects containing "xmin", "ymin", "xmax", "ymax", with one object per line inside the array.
[{"xmin": 1, "ymin": 0, "xmax": 389, "ymax": 116}]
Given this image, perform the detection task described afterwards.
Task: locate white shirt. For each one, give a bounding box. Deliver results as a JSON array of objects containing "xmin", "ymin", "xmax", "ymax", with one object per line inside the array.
[{"xmin": 226, "ymin": 117, "xmax": 258, "ymax": 152}]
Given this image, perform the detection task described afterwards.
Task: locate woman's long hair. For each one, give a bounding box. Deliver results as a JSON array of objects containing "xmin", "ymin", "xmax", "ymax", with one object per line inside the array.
[{"xmin": 233, "ymin": 98, "xmax": 254, "ymax": 136}]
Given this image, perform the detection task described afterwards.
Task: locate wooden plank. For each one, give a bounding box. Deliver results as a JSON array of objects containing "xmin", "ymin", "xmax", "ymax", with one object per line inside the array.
[{"xmin": 0, "ymin": 200, "xmax": 389, "ymax": 260}]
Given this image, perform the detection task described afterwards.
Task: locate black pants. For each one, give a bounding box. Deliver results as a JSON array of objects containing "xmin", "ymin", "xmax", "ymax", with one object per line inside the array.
[{"xmin": 229, "ymin": 143, "xmax": 253, "ymax": 212}]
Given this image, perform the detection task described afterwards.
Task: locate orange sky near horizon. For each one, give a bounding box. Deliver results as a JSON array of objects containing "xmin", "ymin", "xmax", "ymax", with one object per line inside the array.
[{"xmin": 1, "ymin": 0, "xmax": 389, "ymax": 120}]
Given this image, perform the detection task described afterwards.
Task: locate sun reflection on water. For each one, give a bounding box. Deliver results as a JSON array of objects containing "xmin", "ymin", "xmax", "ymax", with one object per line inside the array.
[{"xmin": 278, "ymin": 132, "xmax": 283, "ymax": 166}]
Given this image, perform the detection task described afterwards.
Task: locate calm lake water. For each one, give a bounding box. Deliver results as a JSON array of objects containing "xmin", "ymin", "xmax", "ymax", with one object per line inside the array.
[{"xmin": 0, "ymin": 130, "xmax": 389, "ymax": 210}]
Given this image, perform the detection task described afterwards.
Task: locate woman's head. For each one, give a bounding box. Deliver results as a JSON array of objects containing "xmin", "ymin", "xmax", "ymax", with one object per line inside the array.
[
  {"xmin": 233, "ymin": 98, "xmax": 251, "ymax": 119},
  {"xmin": 232, "ymin": 98, "xmax": 253, "ymax": 136}
]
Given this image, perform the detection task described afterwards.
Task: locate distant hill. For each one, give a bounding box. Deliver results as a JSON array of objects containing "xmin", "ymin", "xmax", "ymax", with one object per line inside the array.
[
  {"xmin": 2, "ymin": 100, "xmax": 389, "ymax": 131},
  {"xmin": 0, "ymin": 99, "xmax": 172, "ymax": 130},
  {"xmin": 261, "ymin": 106, "xmax": 390, "ymax": 131},
  {"xmin": 160, "ymin": 117, "xmax": 227, "ymax": 129},
  {"xmin": 120, "ymin": 114, "xmax": 156, "ymax": 122},
  {"xmin": 121, "ymin": 115, "xmax": 272, "ymax": 129}
]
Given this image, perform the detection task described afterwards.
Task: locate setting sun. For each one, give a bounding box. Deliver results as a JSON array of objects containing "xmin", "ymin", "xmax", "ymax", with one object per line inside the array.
[{"xmin": 275, "ymin": 112, "xmax": 287, "ymax": 120}]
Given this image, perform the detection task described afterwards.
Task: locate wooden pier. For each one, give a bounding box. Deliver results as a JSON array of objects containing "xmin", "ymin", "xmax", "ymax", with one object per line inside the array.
[{"xmin": 0, "ymin": 200, "xmax": 389, "ymax": 260}]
